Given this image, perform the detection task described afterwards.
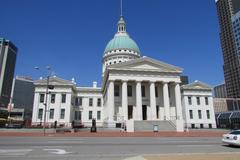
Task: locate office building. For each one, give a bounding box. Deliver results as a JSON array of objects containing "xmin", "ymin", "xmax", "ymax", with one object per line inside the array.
[
  {"xmin": 216, "ymin": 0, "xmax": 240, "ymax": 98},
  {"xmin": 0, "ymin": 38, "xmax": 18, "ymax": 108}
]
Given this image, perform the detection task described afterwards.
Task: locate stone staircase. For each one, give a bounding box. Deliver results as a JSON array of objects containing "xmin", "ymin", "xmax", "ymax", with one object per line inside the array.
[{"xmin": 134, "ymin": 120, "xmax": 176, "ymax": 131}]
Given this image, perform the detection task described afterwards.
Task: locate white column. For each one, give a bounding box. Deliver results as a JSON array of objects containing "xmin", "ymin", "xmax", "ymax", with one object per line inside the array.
[
  {"xmin": 174, "ymin": 83, "xmax": 183, "ymax": 120},
  {"xmin": 150, "ymin": 81, "xmax": 157, "ymax": 120},
  {"xmin": 108, "ymin": 80, "xmax": 114, "ymax": 122},
  {"xmin": 136, "ymin": 81, "xmax": 142, "ymax": 120},
  {"xmin": 122, "ymin": 80, "xmax": 128, "ymax": 121},
  {"xmin": 163, "ymin": 82, "xmax": 170, "ymax": 120}
]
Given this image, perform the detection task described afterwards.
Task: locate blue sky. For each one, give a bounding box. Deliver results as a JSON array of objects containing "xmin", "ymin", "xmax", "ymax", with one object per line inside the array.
[{"xmin": 0, "ymin": 0, "xmax": 223, "ymax": 87}]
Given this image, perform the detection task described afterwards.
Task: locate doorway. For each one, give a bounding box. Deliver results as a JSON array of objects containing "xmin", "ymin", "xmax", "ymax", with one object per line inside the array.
[
  {"xmin": 142, "ymin": 105, "xmax": 147, "ymax": 120},
  {"xmin": 128, "ymin": 105, "xmax": 133, "ymax": 120}
]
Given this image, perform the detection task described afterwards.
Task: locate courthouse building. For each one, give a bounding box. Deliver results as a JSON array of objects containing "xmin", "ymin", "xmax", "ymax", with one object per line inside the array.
[{"xmin": 32, "ymin": 16, "xmax": 216, "ymax": 131}]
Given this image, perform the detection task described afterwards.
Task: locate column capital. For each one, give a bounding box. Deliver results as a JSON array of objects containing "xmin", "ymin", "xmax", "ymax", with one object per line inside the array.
[
  {"xmin": 162, "ymin": 81, "xmax": 169, "ymax": 85},
  {"xmin": 149, "ymin": 80, "xmax": 156, "ymax": 83},
  {"xmin": 121, "ymin": 80, "xmax": 128, "ymax": 83},
  {"xmin": 135, "ymin": 80, "xmax": 142, "ymax": 83}
]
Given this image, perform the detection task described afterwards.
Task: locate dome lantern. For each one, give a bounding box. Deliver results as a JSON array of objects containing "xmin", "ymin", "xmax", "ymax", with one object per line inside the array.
[
  {"xmin": 118, "ymin": 16, "xmax": 126, "ymax": 33},
  {"xmin": 102, "ymin": 16, "xmax": 141, "ymax": 75}
]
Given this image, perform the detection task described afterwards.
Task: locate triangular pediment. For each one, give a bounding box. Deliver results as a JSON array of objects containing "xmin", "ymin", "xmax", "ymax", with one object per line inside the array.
[
  {"xmin": 182, "ymin": 80, "xmax": 212, "ymax": 90},
  {"xmin": 108, "ymin": 56, "xmax": 182, "ymax": 73},
  {"xmin": 34, "ymin": 76, "xmax": 74, "ymax": 86}
]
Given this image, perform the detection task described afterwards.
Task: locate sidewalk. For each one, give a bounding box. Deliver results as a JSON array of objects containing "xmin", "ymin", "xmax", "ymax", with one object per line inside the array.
[
  {"xmin": 0, "ymin": 130, "xmax": 228, "ymax": 137},
  {"xmin": 141, "ymin": 152, "xmax": 240, "ymax": 160}
]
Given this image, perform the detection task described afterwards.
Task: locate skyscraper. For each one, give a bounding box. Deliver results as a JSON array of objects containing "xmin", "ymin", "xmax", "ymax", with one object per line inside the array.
[
  {"xmin": 0, "ymin": 38, "xmax": 18, "ymax": 108},
  {"xmin": 216, "ymin": 0, "xmax": 240, "ymax": 98}
]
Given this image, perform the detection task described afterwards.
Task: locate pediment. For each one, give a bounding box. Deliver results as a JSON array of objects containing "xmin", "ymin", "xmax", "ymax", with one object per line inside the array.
[
  {"xmin": 182, "ymin": 81, "xmax": 212, "ymax": 90},
  {"xmin": 34, "ymin": 76, "xmax": 74, "ymax": 86},
  {"xmin": 108, "ymin": 56, "xmax": 182, "ymax": 73}
]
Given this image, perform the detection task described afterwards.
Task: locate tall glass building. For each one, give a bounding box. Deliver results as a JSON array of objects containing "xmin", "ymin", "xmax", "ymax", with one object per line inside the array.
[
  {"xmin": 216, "ymin": 0, "xmax": 240, "ymax": 98},
  {"xmin": 0, "ymin": 38, "xmax": 18, "ymax": 108}
]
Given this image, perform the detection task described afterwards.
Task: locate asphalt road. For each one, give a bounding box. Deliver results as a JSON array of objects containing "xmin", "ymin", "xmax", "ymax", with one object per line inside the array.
[{"xmin": 0, "ymin": 136, "xmax": 239, "ymax": 160}]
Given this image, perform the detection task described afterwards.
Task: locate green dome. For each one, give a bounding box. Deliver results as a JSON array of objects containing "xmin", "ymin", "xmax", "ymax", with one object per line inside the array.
[{"xmin": 104, "ymin": 35, "xmax": 140, "ymax": 54}]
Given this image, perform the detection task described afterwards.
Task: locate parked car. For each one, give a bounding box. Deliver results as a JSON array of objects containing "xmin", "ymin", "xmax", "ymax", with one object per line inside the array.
[{"xmin": 222, "ymin": 130, "xmax": 240, "ymax": 146}]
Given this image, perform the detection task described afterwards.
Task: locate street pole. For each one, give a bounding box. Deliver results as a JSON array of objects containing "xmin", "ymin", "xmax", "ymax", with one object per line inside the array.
[
  {"xmin": 35, "ymin": 66, "xmax": 52, "ymax": 136},
  {"xmin": 43, "ymin": 75, "xmax": 50, "ymax": 136}
]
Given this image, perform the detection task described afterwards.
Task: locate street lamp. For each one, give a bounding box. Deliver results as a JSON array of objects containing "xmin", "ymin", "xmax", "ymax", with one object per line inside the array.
[{"xmin": 35, "ymin": 66, "xmax": 53, "ymax": 136}]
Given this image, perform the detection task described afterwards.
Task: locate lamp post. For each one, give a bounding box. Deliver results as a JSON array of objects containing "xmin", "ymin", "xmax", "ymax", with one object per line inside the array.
[{"xmin": 35, "ymin": 66, "xmax": 52, "ymax": 136}]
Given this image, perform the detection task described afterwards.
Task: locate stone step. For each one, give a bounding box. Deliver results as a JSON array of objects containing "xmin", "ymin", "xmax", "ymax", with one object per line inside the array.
[{"xmin": 134, "ymin": 120, "xmax": 176, "ymax": 131}]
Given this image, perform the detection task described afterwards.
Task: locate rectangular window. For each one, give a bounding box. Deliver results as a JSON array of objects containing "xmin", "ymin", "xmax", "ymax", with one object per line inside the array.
[
  {"xmin": 89, "ymin": 98, "xmax": 93, "ymax": 106},
  {"xmin": 79, "ymin": 97, "xmax": 82, "ymax": 106},
  {"xmin": 208, "ymin": 124, "xmax": 212, "ymax": 128},
  {"xmin": 141, "ymin": 86, "xmax": 145, "ymax": 97},
  {"xmin": 74, "ymin": 111, "xmax": 81, "ymax": 120},
  {"xmin": 197, "ymin": 97, "xmax": 200, "ymax": 105},
  {"xmin": 188, "ymin": 96, "xmax": 192, "ymax": 105},
  {"xmin": 38, "ymin": 109, "xmax": 43, "ymax": 119},
  {"xmin": 127, "ymin": 85, "xmax": 132, "ymax": 97},
  {"xmin": 155, "ymin": 86, "xmax": 158, "ymax": 97},
  {"xmin": 198, "ymin": 110, "xmax": 202, "ymax": 119},
  {"xmin": 205, "ymin": 97, "xmax": 209, "ymax": 105},
  {"xmin": 51, "ymin": 94, "xmax": 55, "ymax": 103},
  {"xmin": 189, "ymin": 110, "xmax": 193, "ymax": 119},
  {"xmin": 206, "ymin": 110, "xmax": 210, "ymax": 119},
  {"xmin": 191, "ymin": 124, "xmax": 195, "ymax": 129},
  {"xmin": 200, "ymin": 124, "xmax": 204, "ymax": 128},
  {"xmin": 97, "ymin": 98, "xmax": 101, "ymax": 107},
  {"xmin": 114, "ymin": 85, "xmax": 120, "ymax": 97},
  {"xmin": 61, "ymin": 94, "xmax": 66, "ymax": 103},
  {"xmin": 40, "ymin": 94, "xmax": 45, "ymax": 103},
  {"xmin": 89, "ymin": 111, "xmax": 92, "ymax": 120},
  {"xmin": 97, "ymin": 111, "xmax": 101, "ymax": 120},
  {"xmin": 60, "ymin": 109, "xmax": 65, "ymax": 119},
  {"xmin": 75, "ymin": 97, "xmax": 79, "ymax": 106},
  {"xmin": 49, "ymin": 109, "xmax": 54, "ymax": 119}
]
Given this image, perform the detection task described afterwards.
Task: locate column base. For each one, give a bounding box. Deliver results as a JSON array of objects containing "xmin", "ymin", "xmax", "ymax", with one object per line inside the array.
[
  {"xmin": 126, "ymin": 119, "xmax": 134, "ymax": 132},
  {"xmin": 176, "ymin": 119, "xmax": 184, "ymax": 132}
]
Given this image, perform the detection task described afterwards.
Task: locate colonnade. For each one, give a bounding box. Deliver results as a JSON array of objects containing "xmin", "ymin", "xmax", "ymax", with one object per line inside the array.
[{"xmin": 107, "ymin": 80, "xmax": 183, "ymax": 122}]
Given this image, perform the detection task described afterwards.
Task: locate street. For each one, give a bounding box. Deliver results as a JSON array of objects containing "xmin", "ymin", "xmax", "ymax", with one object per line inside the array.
[{"xmin": 0, "ymin": 136, "xmax": 239, "ymax": 160}]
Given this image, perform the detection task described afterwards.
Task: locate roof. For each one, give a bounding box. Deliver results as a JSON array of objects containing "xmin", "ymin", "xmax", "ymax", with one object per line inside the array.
[
  {"xmin": 107, "ymin": 56, "xmax": 183, "ymax": 73},
  {"xmin": 34, "ymin": 76, "xmax": 75, "ymax": 86},
  {"xmin": 104, "ymin": 34, "xmax": 140, "ymax": 54},
  {"xmin": 181, "ymin": 80, "xmax": 212, "ymax": 91},
  {"xmin": 76, "ymin": 87, "xmax": 101, "ymax": 92}
]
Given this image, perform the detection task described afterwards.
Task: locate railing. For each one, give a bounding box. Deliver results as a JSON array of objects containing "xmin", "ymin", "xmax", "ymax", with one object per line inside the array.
[{"xmin": 169, "ymin": 120, "xmax": 176, "ymax": 128}]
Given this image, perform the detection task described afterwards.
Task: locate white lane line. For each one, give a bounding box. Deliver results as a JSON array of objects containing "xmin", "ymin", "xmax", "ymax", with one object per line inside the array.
[
  {"xmin": 43, "ymin": 149, "xmax": 72, "ymax": 155},
  {"xmin": 122, "ymin": 156, "xmax": 146, "ymax": 160},
  {"xmin": 0, "ymin": 149, "xmax": 32, "ymax": 156},
  {"xmin": 46, "ymin": 141, "xmax": 85, "ymax": 144},
  {"xmin": 177, "ymin": 144, "xmax": 216, "ymax": 147}
]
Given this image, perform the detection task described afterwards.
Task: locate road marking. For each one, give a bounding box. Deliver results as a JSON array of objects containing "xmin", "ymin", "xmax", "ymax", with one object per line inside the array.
[
  {"xmin": 123, "ymin": 156, "xmax": 146, "ymax": 160},
  {"xmin": 177, "ymin": 145, "xmax": 216, "ymax": 147},
  {"xmin": 0, "ymin": 149, "xmax": 32, "ymax": 156},
  {"xmin": 43, "ymin": 149, "xmax": 72, "ymax": 155}
]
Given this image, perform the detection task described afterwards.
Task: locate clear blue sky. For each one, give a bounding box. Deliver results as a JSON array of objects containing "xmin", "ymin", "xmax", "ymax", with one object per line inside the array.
[{"xmin": 0, "ymin": 0, "xmax": 223, "ymax": 87}]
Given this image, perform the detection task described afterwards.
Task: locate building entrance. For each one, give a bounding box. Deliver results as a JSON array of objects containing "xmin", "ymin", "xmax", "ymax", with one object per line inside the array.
[
  {"xmin": 142, "ymin": 105, "xmax": 147, "ymax": 120},
  {"xmin": 128, "ymin": 105, "xmax": 133, "ymax": 120}
]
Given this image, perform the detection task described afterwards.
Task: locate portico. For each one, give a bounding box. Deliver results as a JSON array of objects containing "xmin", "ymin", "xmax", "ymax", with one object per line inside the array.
[{"xmin": 102, "ymin": 56, "xmax": 184, "ymax": 128}]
